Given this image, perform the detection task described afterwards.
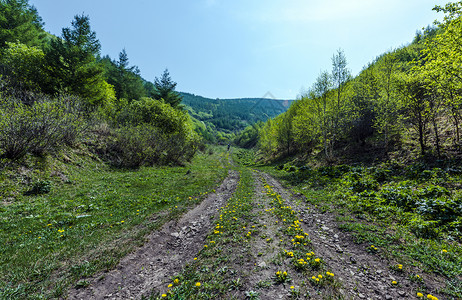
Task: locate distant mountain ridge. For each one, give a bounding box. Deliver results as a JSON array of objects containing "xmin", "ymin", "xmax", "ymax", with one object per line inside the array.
[{"xmin": 180, "ymin": 92, "xmax": 293, "ymax": 142}]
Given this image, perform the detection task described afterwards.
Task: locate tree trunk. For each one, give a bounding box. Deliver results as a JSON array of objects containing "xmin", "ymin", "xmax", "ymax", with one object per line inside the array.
[
  {"xmin": 418, "ymin": 113, "xmax": 426, "ymax": 156},
  {"xmin": 433, "ymin": 117, "xmax": 441, "ymax": 158}
]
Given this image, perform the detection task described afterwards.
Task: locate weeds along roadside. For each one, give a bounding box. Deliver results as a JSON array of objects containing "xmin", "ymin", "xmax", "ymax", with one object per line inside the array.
[
  {"xmin": 0, "ymin": 149, "xmax": 229, "ymax": 299},
  {"xmin": 258, "ymin": 174, "xmax": 341, "ymax": 298},
  {"xmin": 149, "ymin": 165, "xmax": 255, "ymax": 299},
  {"xmin": 152, "ymin": 164, "xmax": 340, "ymax": 299},
  {"xmin": 258, "ymin": 162, "xmax": 462, "ymax": 298}
]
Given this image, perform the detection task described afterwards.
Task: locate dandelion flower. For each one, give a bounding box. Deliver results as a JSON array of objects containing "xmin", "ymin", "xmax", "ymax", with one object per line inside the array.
[
  {"xmin": 195, "ymin": 282, "xmax": 201, "ymax": 287},
  {"xmin": 168, "ymin": 284, "xmax": 173, "ymax": 288},
  {"xmin": 392, "ymin": 280, "xmax": 397, "ymax": 285},
  {"xmin": 290, "ymin": 286, "xmax": 295, "ymax": 289},
  {"xmin": 161, "ymin": 294, "xmax": 167, "ymax": 298},
  {"xmin": 417, "ymin": 293, "xmax": 423, "ymax": 298}
]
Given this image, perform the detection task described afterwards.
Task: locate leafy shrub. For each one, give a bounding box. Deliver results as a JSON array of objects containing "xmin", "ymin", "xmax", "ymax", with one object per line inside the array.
[
  {"xmin": 0, "ymin": 95, "xmax": 85, "ymax": 160},
  {"xmin": 408, "ymin": 216, "xmax": 440, "ymax": 239},
  {"xmin": 317, "ymin": 165, "xmax": 351, "ymax": 178},
  {"xmin": 372, "ymin": 167, "xmax": 393, "ymax": 182},
  {"xmin": 117, "ymin": 97, "xmax": 188, "ymax": 135},
  {"xmin": 24, "ymin": 180, "xmax": 51, "ymax": 196},
  {"xmin": 101, "ymin": 125, "xmax": 198, "ymax": 168},
  {"xmin": 416, "ymin": 197, "xmax": 462, "ymax": 223},
  {"xmin": 341, "ymin": 171, "xmax": 379, "ymax": 193},
  {"xmin": 379, "ymin": 183, "xmax": 416, "ymax": 210}
]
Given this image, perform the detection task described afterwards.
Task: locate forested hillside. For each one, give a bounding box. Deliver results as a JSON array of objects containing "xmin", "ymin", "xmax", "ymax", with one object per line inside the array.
[
  {"xmin": 258, "ymin": 3, "xmax": 462, "ymax": 164},
  {"xmin": 181, "ymin": 92, "xmax": 292, "ymax": 143},
  {"xmin": 0, "ymin": 1, "xmax": 201, "ymax": 168}
]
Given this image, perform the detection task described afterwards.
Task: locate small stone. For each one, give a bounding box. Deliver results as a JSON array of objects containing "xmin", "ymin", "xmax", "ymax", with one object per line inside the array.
[
  {"xmin": 321, "ymin": 225, "xmax": 330, "ymax": 231},
  {"xmin": 358, "ymin": 293, "xmax": 366, "ymax": 299},
  {"xmin": 335, "ymin": 245, "xmax": 344, "ymax": 253},
  {"xmin": 376, "ymin": 270, "xmax": 383, "ymax": 275},
  {"xmin": 350, "ymin": 257, "xmax": 357, "ymax": 264},
  {"xmin": 385, "ymin": 295, "xmax": 393, "ymax": 300},
  {"xmin": 257, "ymin": 261, "xmax": 267, "ymax": 268},
  {"xmin": 334, "ymin": 234, "xmax": 339, "ymax": 239},
  {"xmin": 398, "ymin": 291, "xmax": 406, "ymax": 297}
]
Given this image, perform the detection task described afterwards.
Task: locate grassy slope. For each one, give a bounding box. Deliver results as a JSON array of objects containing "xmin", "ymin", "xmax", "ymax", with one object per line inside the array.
[{"xmin": 0, "ymin": 147, "xmax": 229, "ymax": 299}]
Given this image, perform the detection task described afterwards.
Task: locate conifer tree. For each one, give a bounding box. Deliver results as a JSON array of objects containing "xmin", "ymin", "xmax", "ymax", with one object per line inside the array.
[{"xmin": 152, "ymin": 69, "xmax": 182, "ymax": 108}]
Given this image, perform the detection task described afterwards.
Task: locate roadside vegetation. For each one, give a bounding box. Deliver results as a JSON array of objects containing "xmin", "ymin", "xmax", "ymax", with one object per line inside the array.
[
  {"xmin": 255, "ymin": 155, "xmax": 462, "ymax": 298},
  {"xmin": 0, "ymin": 148, "xmax": 228, "ymax": 299}
]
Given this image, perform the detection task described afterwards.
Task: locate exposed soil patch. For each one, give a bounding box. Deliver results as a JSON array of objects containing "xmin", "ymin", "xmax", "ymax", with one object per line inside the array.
[
  {"xmin": 259, "ymin": 171, "xmax": 445, "ymax": 300},
  {"xmin": 67, "ymin": 169, "xmax": 239, "ymax": 300}
]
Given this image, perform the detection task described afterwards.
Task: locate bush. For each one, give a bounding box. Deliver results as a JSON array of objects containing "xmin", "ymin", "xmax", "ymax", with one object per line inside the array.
[
  {"xmin": 101, "ymin": 125, "xmax": 199, "ymax": 168},
  {"xmin": 0, "ymin": 95, "xmax": 85, "ymax": 160},
  {"xmin": 24, "ymin": 180, "xmax": 51, "ymax": 196},
  {"xmin": 408, "ymin": 216, "xmax": 440, "ymax": 239}
]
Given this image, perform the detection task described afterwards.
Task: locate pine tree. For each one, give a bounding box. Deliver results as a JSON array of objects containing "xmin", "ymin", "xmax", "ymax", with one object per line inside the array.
[
  {"xmin": 152, "ymin": 69, "xmax": 182, "ymax": 108},
  {"xmin": 0, "ymin": 0, "xmax": 45, "ymax": 48}
]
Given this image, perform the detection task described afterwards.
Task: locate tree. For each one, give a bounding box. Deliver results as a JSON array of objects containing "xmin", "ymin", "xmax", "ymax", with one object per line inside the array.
[
  {"xmin": 331, "ymin": 49, "xmax": 352, "ymax": 154},
  {"xmin": 0, "ymin": 0, "xmax": 45, "ymax": 48},
  {"xmin": 0, "ymin": 42, "xmax": 45, "ymax": 94},
  {"xmin": 44, "ymin": 14, "xmax": 113, "ymax": 107},
  {"xmin": 396, "ymin": 72, "xmax": 430, "ymax": 156},
  {"xmin": 104, "ymin": 49, "xmax": 145, "ymax": 101},
  {"xmin": 152, "ymin": 69, "xmax": 182, "ymax": 107},
  {"xmin": 374, "ymin": 52, "xmax": 401, "ymax": 149}
]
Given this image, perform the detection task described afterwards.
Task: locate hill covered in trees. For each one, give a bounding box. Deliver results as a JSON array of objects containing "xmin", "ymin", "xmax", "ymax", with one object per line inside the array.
[
  {"xmin": 0, "ymin": 0, "xmax": 201, "ymax": 168},
  {"xmin": 256, "ymin": 2, "xmax": 462, "ymax": 164},
  {"xmin": 181, "ymin": 92, "xmax": 292, "ymax": 143}
]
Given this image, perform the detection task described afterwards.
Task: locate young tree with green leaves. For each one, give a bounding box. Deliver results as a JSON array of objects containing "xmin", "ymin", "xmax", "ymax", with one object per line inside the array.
[{"xmin": 0, "ymin": 42, "xmax": 45, "ymax": 94}]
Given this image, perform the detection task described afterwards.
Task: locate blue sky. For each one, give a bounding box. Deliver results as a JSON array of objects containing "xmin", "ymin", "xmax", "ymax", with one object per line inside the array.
[{"xmin": 29, "ymin": 0, "xmax": 442, "ymax": 99}]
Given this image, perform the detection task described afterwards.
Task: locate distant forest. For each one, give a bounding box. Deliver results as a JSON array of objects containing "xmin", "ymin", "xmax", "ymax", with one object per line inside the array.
[{"xmin": 181, "ymin": 92, "xmax": 292, "ymax": 143}]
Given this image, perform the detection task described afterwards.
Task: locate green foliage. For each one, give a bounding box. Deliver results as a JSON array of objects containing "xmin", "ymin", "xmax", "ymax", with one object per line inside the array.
[
  {"xmin": 102, "ymin": 125, "xmax": 198, "ymax": 168},
  {"xmin": 101, "ymin": 49, "xmax": 146, "ymax": 101},
  {"xmin": 257, "ymin": 3, "xmax": 462, "ymax": 161},
  {"xmin": 182, "ymin": 92, "xmax": 292, "ymax": 142},
  {"xmin": 118, "ymin": 97, "xmax": 190, "ymax": 135},
  {"xmin": 44, "ymin": 14, "xmax": 114, "ymax": 108},
  {"xmin": 151, "ymin": 69, "xmax": 182, "ymax": 108},
  {"xmin": 0, "ymin": 0, "xmax": 46, "ymax": 47},
  {"xmin": 234, "ymin": 122, "xmax": 263, "ymax": 149},
  {"xmin": 0, "ymin": 95, "xmax": 85, "ymax": 160},
  {"xmin": 0, "ymin": 42, "xmax": 45, "ymax": 92},
  {"xmin": 24, "ymin": 180, "xmax": 51, "ymax": 196}
]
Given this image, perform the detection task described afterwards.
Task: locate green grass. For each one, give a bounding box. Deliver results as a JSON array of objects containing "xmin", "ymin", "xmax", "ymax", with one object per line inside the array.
[
  {"xmin": 0, "ymin": 149, "xmax": 228, "ymax": 299},
  {"xmin": 258, "ymin": 161, "xmax": 462, "ymax": 298}
]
